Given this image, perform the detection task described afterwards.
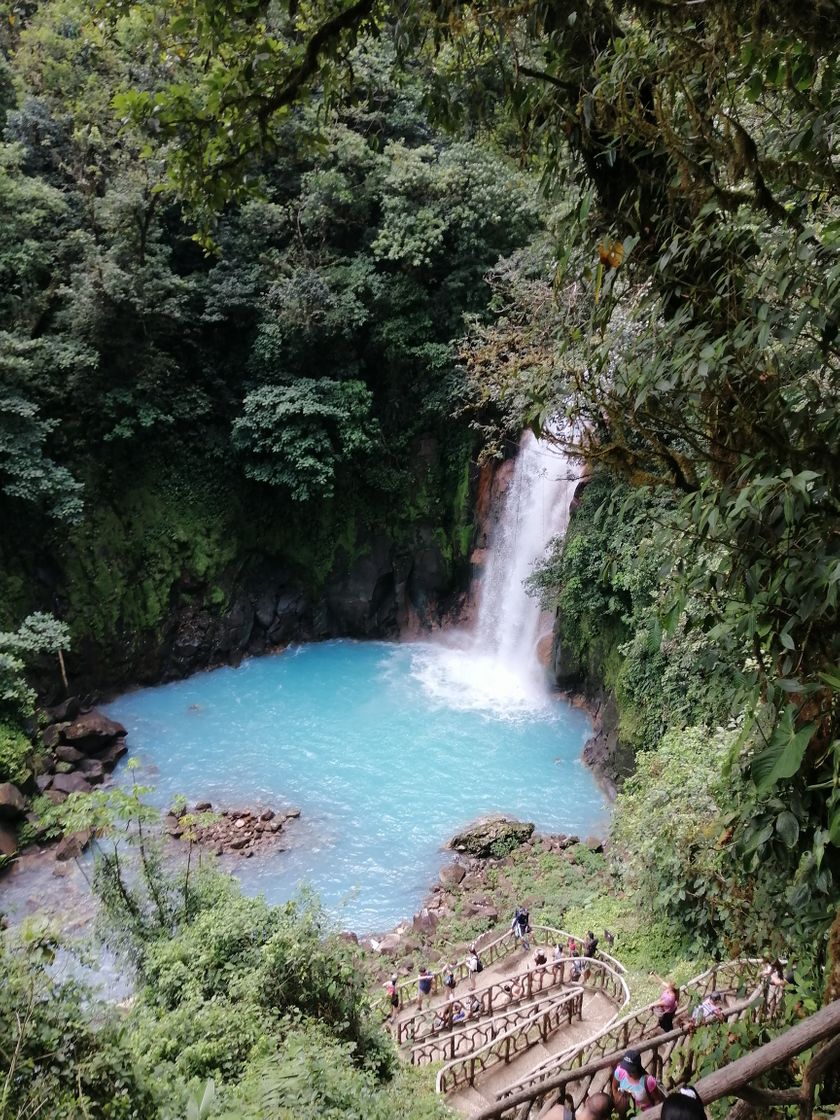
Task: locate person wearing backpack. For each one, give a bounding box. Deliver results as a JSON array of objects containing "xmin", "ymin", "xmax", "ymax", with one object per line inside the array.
[
  {"xmin": 384, "ymin": 973, "xmax": 399, "ymax": 1022},
  {"xmin": 417, "ymin": 966, "xmax": 434, "ymax": 1010},
  {"xmin": 466, "ymin": 944, "xmax": 483, "ymax": 990},
  {"xmin": 443, "ymin": 963, "xmax": 457, "ymax": 1001},
  {"xmin": 612, "ymin": 1049, "xmax": 663, "ymax": 1115},
  {"xmin": 512, "ymin": 905, "xmax": 531, "ymax": 950}
]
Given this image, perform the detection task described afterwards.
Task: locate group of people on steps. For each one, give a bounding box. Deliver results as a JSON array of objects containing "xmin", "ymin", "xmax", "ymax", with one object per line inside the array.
[
  {"xmin": 384, "ymin": 906, "xmax": 606, "ymax": 1021},
  {"xmin": 383, "ymin": 915, "xmax": 789, "ymax": 1120},
  {"xmin": 542, "ymin": 1067, "xmax": 709, "ymax": 1120}
]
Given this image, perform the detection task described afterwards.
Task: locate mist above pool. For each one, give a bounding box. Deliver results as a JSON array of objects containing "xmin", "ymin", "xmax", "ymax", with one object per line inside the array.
[{"xmin": 105, "ymin": 638, "xmax": 607, "ymax": 933}]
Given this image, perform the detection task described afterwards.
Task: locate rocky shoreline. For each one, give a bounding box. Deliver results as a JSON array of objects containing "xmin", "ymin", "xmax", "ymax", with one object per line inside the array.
[
  {"xmin": 362, "ymin": 814, "xmax": 606, "ymax": 980},
  {"xmin": 0, "ymin": 697, "xmax": 303, "ymax": 874},
  {"xmin": 163, "ymin": 801, "xmax": 301, "ymax": 858},
  {"xmin": 0, "ymin": 702, "xmax": 129, "ymax": 858}
]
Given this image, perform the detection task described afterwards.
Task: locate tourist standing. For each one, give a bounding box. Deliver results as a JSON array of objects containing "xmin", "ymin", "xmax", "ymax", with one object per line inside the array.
[
  {"xmin": 385, "ymin": 973, "xmax": 400, "ymax": 1022},
  {"xmin": 443, "ymin": 962, "xmax": 457, "ymax": 1001},
  {"xmin": 466, "ymin": 944, "xmax": 482, "ymax": 990},
  {"xmin": 652, "ymin": 980, "xmax": 680, "ymax": 1032},
  {"xmin": 512, "ymin": 905, "xmax": 531, "ymax": 950},
  {"xmin": 417, "ymin": 966, "xmax": 433, "ymax": 1010},
  {"xmin": 553, "ymin": 942, "xmax": 566, "ymax": 984},
  {"xmin": 612, "ymin": 1049, "xmax": 663, "ymax": 1115}
]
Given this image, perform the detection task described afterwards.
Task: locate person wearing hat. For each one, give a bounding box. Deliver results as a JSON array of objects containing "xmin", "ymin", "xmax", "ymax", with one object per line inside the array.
[{"xmin": 612, "ymin": 1049, "xmax": 664, "ymax": 1114}]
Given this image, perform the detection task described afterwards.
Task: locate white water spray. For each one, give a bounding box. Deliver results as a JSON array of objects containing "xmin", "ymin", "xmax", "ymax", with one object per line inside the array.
[{"xmin": 412, "ymin": 431, "xmax": 579, "ymax": 715}]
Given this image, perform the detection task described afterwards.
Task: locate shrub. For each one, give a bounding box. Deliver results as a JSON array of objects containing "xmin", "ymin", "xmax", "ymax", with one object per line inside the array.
[{"xmin": 0, "ymin": 719, "xmax": 32, "ymax": 783}]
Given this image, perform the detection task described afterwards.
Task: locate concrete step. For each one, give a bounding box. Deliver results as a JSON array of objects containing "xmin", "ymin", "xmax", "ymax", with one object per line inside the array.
[{"xmin": 447, "ymin": 989, "xmax": 618, "ymax": 1116}]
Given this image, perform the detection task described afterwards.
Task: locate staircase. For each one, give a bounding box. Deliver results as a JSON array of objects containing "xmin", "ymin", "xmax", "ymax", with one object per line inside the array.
[{"xmin": 387, "ymin": 925, "xmax": 793, "ymax": 1120}]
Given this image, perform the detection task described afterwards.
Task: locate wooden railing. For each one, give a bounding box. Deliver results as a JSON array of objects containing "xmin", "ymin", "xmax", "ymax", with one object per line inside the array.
[
  {"xmin": 435, "ymin": 989, "xmax": 585, "ymax": 1094},
  {"xmin": 435, "ymin": 958, "xmax": 630, "ymax": 1095},
  {"xmin": 385, "ymin": 921, "xmax": 625, "ymax": 1014},
  {"xmin": 501, "ymin": 956, "xmax": 767, "ymax": 1099},
  {"xmin": 471, "ymin": 984, "xmax": 769, "ymax": 1119},
  {"xmin": 410, "ymin": 985, "xmax": 586, "ymax": 1067},
  {"xmin": 396, "ymin": 956, "xmax": 574, "ymax": 1047},
  {"xmin": 645, "ymin": 998, "xmax": 840, "ymax": 1120}
]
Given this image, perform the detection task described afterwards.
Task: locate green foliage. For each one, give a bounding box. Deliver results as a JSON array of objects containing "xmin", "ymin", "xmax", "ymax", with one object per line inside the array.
[
  {"xmin": 0, "ymin": 918, "xmax": 156, "ymax": 1120},
  {"xmin": 217, "ymin": 1027, "xmax": 449, "ymax": 1120},
  {"xmin": 533, "ymin": 476, "xmax": 736, "ymax": 755},
  {"xmin": 0, "ymin": 612, "xmax": 70, "ymax": 720},
  {"xmin": 0, "ymin": 719, "xmax": 34, "ymax": 784},
  {"xmin": 232, "ymin": 379, "xmax": 379, "ymax": 501},
  {"xmin": 0, "ymin": 18, "xmax": 527, "ymax": 688},
  {"xmin": 612, "ymin": 726, "xmax": 744, "ymax": 953}
]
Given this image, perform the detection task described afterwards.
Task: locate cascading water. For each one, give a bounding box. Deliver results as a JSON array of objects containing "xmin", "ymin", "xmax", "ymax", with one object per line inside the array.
[
  {"xmin": 411, "ymin": 431, "xmax": 578, "ymax": 715},
  {"xmin": 476, "ymin": 431, "xmax": 576, "ymax": 671}
]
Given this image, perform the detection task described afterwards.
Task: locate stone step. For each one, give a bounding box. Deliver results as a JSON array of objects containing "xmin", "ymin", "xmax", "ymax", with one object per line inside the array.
[{"xmin": 447, "ymin": 989, "xmax": 617, "ymax": 1116}]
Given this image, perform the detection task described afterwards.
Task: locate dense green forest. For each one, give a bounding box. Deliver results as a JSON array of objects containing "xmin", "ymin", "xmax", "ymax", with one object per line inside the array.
[
  {"xmin": 0, "ymin": 1, "xmax": 536, "ymax": 695},
  {"xmin": 2, "ymin": 0, "xmax": 840, "ymax": 1117}
]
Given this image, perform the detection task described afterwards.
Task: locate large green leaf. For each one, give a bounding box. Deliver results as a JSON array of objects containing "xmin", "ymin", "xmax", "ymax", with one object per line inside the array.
[
  {"xmin": 775, "ymin": 811, "xmax": 800, "ymax": 848},
  {"xmin": 751, "ymin": 717, "xmax": 815, "ymax": 795}
]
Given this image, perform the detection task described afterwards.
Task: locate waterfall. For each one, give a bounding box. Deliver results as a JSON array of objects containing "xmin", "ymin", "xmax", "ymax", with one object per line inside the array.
[
  {"xmin": 475, "ymin": 430, "xmax": 576, "ymax": 676},
  {"xmin": 411, "ymin": 431, "xmax": 578, "ymax": 715}
]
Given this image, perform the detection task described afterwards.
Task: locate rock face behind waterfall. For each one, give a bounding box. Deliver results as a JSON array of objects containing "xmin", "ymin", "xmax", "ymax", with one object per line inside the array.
[
  {"xmin": 162, "ymin": 525, "xmax": 463, "ymax": 684},
  {"xmin": 13, "ymin": 434, "xmax": 478, "ymax": 698}
]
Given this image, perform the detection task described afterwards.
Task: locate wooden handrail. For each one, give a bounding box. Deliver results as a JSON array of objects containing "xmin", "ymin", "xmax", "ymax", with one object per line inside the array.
[
  {"xmin": 411, "ymin": 985, "xmax": 587, "ymax": 1068},
  {"xmin": 384, "ymin": 922, "xmax": 626, "ymax": 1012},
  {"xmin": 435, "ymin": 989, "xmax": 585, "ymax": 1094},
  {"xmin": 402, "ymin": 962, "xmax": 583, "ymax": 1049},
  {"xmin": 644, "ymin": 998, "xmax": 840, "ymax": 1120},
  {"xmin": 435, "ymin": 959, "xmax": 630, "ymax": 1095},
  {"xmin": 469, "ymin": 989, "xmax": 766, "ymax": 1120},
  {"xmin": 502, "ymin": 956, "xmax": 766, "ymax": 1098}
]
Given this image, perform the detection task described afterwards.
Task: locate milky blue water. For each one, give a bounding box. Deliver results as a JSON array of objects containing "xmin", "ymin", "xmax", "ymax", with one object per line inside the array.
[{"xmin": 104, "ymin": 640, "xmax": 607, "ymax": 933}]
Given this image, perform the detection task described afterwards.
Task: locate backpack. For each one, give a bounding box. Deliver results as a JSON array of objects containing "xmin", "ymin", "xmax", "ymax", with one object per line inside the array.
[{"xmin": 475, "ymin": 958, "xmax": 484, "ymax": 973}]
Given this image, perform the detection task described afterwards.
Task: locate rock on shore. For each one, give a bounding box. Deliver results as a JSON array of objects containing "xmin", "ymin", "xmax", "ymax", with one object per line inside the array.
[
  {"xmin": 0, "ymin": 705, "xmax": 128, "ymax": 857},
  {"xmin": 447, "ymin": 815, "xmax": 535, "ymax": 858},
  {"xmin": 163, "ymin": 802, "xmax": 301, "ymax": 858}
]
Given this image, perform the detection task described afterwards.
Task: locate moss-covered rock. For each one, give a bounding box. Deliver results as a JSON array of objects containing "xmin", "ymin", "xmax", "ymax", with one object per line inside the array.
[{"xmin": 447, "ymin": 815, "xmax": 535, "ymax": 858}]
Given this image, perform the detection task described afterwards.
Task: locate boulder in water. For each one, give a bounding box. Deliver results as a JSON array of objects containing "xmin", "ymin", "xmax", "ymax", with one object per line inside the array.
[
  {"xmin": 63, "ymin": 711, "xmax": 126, "ymax": 753},
  {"xmin": 447, "ymin": 815, "xmax": 535, "ymax": 858}
]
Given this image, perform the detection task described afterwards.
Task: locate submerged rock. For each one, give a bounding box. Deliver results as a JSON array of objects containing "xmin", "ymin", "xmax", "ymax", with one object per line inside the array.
[{"xmin": 447, "ymin": 815, "xmax": 535, "ymax": 858}]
